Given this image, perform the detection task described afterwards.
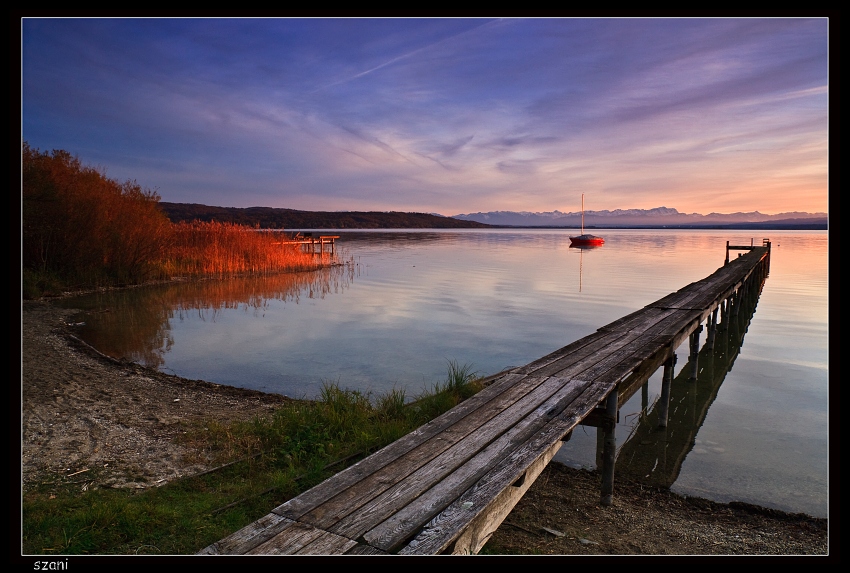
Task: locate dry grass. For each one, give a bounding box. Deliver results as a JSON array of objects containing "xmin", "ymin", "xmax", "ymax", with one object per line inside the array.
[{"xmin": 163, "ymin": 221, "xmax": 325, "ymax": 278}]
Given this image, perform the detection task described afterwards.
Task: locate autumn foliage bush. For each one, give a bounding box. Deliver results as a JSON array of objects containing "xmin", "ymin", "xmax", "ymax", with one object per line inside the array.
[
  {"xmin": 23, "ymin": 143, "xmax": 171, "ymax": 293},
  {"xmin": 22, "ymin": 143, "xmax": 326, "ymax": 298}
]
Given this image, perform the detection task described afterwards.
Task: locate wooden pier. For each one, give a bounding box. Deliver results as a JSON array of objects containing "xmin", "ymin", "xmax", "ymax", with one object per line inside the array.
[
  {"xmin": 282, "ymin": 233, "xmax": 340, "ymax": 254},
  {"xmin": 199, "ymin": 240, "xmax": 771, "ymax": 556},
  {"xmin": 615, "ymin": 270, "xmax": 765, "ymax": 488}
]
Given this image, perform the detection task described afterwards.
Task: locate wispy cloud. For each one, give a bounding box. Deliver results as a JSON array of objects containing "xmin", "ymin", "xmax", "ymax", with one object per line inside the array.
[{"xmin": 309, "ymin": 19, "xmax": 501, "ymax": 94}]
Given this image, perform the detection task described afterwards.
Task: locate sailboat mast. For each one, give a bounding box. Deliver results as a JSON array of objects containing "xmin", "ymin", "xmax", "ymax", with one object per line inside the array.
[
  {"xmin": 569, "ymin": 194, "xmax": 603, "ymax": 246},
  {"xmin": 581, "ymin": 193, "xmax": 585, "ymax": 234}
]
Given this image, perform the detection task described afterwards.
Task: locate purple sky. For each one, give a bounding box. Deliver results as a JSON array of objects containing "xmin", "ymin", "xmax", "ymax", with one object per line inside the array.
[{"xmin": 21, "ymin": 18, "xmax": 829, "ymax": 216}]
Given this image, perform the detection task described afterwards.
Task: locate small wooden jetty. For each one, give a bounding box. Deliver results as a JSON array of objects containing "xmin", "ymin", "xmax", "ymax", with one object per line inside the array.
[
  {"xmin": 285, "ymin": 233, "xmax": 340, "ymax": 254},
  {"xmin": 200, "ymin": 240, "xmax": 771, "ymax": 556}
]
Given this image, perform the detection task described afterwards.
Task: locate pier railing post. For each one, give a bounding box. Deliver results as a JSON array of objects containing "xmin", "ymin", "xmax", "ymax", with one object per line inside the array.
[{"xmin": 599, "ymin": 387, "xmax": 618, "ymax": 507}]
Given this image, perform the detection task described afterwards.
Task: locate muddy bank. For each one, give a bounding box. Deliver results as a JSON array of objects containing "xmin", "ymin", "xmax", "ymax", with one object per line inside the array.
[{"xmin": 22, "ymin": 300, "xmax": 290, "ymax": 489}]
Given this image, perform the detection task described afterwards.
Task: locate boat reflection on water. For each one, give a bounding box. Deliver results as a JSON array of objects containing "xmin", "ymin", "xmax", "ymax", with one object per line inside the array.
[
  {"xmin": 568, "ymin": 243, "xmax": 602, "ymax": 250},
  {"xmin": 569, "ymin": 242, "xmax": 602, "ymax": 292}
]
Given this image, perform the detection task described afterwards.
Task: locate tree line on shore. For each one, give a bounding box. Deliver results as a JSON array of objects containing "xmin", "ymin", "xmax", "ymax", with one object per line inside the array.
[
  {"xmin": 22, "ymin": 143, "xmax": 324, "ymax": 298},
  {"xmin": 158, "ymin": 202, "xmax": 492, "ymax": 229}
]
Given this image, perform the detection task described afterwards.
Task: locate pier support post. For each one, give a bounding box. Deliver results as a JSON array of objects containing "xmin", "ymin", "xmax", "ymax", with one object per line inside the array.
[
  {"xmin": 689, "ymin": 325, "xmax": 702, "ymax": 380},
  {"xmin": 731, "ymin": 289, "xmax": 741, "ymax": 319},
  {"xmin": 657, "ymin": 353, "xmax": 676, "ymax": 428},
  {"xmin": 706, "ymin": 307, "xmax": 719, "ymax": 350},
  {"xmin": 600, "ymin": 387, "xmax": 618, "ymax": 507},
  {"xmin": 765, "ymin": 239, "xmax": 771, "ymax": 274}
]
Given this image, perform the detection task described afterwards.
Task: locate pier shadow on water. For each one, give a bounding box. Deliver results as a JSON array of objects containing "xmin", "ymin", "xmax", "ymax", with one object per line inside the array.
[{"xmin": 597, "ymin": 268, "xmax": 768, "ymax": 489}]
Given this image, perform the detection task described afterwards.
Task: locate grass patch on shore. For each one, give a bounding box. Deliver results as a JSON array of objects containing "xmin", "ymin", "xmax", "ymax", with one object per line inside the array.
[{"xmin": 22, "ymin": 364, "xmax": 482, "ymax": 555}]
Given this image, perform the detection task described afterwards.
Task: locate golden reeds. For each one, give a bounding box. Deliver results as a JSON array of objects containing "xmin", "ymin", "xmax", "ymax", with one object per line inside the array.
[{"xmin": 162, "ymin": 221, "xmax": 327, "ymax": 278}]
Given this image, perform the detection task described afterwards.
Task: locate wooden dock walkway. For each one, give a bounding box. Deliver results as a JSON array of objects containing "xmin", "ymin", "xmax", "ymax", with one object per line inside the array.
[
  {"xmin": 199, "ymin": 240, "xmax": 771, "ymax": 556},
  {"xmin": 279, "ymin": 233, "xmax": 340, "ymax": 254},
  {"xmin": 614, "ymin": 260, "xmax": 766, "ymax": 488}
]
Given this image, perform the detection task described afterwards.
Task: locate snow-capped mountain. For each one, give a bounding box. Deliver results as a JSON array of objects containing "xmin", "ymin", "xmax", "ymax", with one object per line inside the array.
[{"xmin": 452, "ymin": 207, "xmax": 827, "ymax": 227}]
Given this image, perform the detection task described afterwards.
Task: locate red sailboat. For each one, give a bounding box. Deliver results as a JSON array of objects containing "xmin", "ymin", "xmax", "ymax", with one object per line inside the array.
[{"xmin": 569, "ymin": 194, "xmax": 604, "ymax": 247}]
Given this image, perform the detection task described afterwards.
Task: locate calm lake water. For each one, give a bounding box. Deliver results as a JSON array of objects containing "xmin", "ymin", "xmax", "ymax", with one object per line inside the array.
[{"xmin": 61, "ymin": 229, "xmax": 828, "ymax": 518}]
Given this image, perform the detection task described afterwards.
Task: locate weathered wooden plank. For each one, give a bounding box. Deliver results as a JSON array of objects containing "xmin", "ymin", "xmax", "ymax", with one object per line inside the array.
[
  {"xmin": 520, "ymin": 331, "xmax": 638, "ymax": 379},
  {"xmin": 639, "ymin": 309, "xmax": 702, "ymax": 339},
  {"xmin": 244, "ymin": 520, "xmax": 365, "ymax": 555},
  {"xmin": 547, "ymin": 322, "xmax": 676, "ymax": 385},
  {"xmin": 615, "ymin": 342, "xmax": 675, "ymax": 406},
  {"xmin": 540, "ymin": 299, "xmax": 705, "ymax": 393},
  {"xmin": 280, "ymin": 374, "xmax": 554, "ymax": 527},
  {"xmin": 449, "ymin": 438, "xmax": 564, "ymax": 554},
  {"xmin": 601, "ymin": 308, "xmax": 690, "ymax": 338},
  {"xmin": 666, "ymin": 270, "xmax": 743, "ymax": 303},
  {"xmin": 270, "ymin": 371, "xmax": 529, "ymax": 519},
  {"xmin": 644, "ymin": 249, "xmax": 765, "ymax": 314},
  {"xmin": 598, "ymin": 306, "xmax": 678, "ymax": 333},
  {"xmin": 400, "ymin": 378, "xmax": 616, "ymax": 555},
  {"xmin": 653, "ymin": 277, "xmax": 732, "ymax": 312},
  {"xmin": 512, "ymin": 329, "xmax": 616, "ymax": 376},
  {"xmin": 196, "ymin": 545, "xmax": 218, "ymax": 555},
  {"xmin": 531, "ymin": 305, "xmax": 698, "ymax": 383},
  {"xmin": 294, "ymin": 531, "xmax": 361, "ymax": 555},
  {"xmin": 198, "ymin": 512, "xmax": 290, "ymax": 555},
  {"xmin": 344, "ymin": 543, "xmax": 388, "ymax": 555},
  {"xmin": 247, "ymin": 520, "xmax": 327, "ymax": 555},
  {"xmin": 309, "ymin": 375, "xmax": 571, "ymax": 533},
  {"xmin": 552, "ymin": 329, "xmax": 692, "ymax": 401},
  {"xmin": 661, "ymin": 289, "xmax": 722, "ymax": 312},
  {"xmin": 359, "ymin": 377, "xmax": 591, "ymax": 551}
]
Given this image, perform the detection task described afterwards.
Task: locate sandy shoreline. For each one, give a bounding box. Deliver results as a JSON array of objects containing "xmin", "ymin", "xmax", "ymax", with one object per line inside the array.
[
  {"xmin": 22, "ymin": 299, "xmax": 291, "ymax": 489},
  {"xmin": 21, "ymin": 298, "xmax": 829, "ymax": 555}
]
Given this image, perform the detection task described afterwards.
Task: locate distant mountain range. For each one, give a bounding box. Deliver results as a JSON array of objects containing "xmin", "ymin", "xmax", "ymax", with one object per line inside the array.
[{"xmin": 452, "ymin": 207, "xmax": 828, "ymax": 229}]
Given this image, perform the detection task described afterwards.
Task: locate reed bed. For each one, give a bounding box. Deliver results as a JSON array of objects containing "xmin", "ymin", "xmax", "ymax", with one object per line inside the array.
[{"xmin": 162, "ymin": 221, "xmax": 326, "ymax": 278}]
